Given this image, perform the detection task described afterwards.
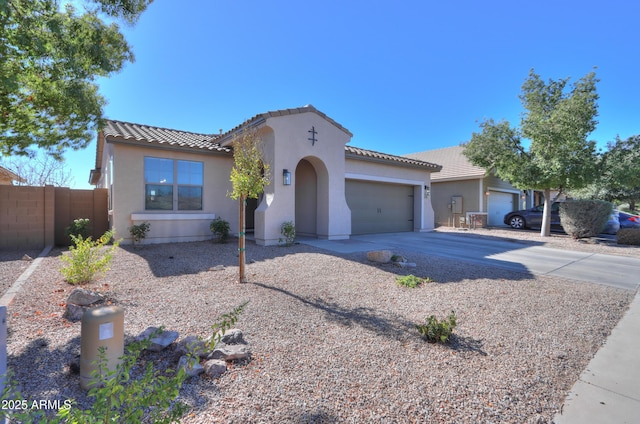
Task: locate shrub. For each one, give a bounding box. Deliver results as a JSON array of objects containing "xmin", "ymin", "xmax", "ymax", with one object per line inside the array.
[
  {"xmin": 617, "ymin": 228, "xmax": 640, "ymax": 245},
  {"xmin": 396, "ymin": 274, "xmax": 432, "ymax": 288},
  {"xmin": 559, "ymin": 200, "xmax": 613, "ymax": 239},
  {"xmin": 128, "ymin": 222, "xmax": 151, "ymax": 245},
  {"xmin": 65, "ymin": 218, "xmax": 91, "ymax": 241},
  {"xmin": 416, "ymin": 311, "xmax": 457, "ymax": 343},
  {"xmin": 210, "ymin": 217, "xmax": 230, "ymax": 243},
  {"xmin": 60, "ymin": 230, "xmax": 121, "ymax": 285},
  {"xmin": 279, "ymin": 221, "xmax": 296, "ymax": 246}
]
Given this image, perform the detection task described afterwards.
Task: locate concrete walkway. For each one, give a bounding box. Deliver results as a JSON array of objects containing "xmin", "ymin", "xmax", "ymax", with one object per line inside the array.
[{"xmin": 300, "ymin": 231, "xmax": 640, "ymax": 423}]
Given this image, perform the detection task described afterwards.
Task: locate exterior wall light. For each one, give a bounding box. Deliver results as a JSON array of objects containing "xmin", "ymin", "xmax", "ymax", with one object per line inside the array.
[{"xmin": 283, "ymin": 169, "xmax": 291, "ymax": 186}]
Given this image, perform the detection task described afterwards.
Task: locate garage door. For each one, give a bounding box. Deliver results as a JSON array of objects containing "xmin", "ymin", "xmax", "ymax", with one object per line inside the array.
[
  {"xmin": 346, "ymin": 180, "xmax": 414, "ymax": 234},
  {"xmin": 487, "ymin": 191, "xmax": 514, "ymax": 226}
]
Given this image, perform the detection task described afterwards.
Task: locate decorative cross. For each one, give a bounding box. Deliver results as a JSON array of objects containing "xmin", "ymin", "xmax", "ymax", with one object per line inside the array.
[{"xmin": 308, "ymin": 126, "xmax": 318, "ymax": 146}]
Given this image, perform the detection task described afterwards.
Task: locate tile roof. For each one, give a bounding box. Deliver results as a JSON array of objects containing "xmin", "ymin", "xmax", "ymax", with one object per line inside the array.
[
  {"xmin": 404, "ymin": 145, "xmax": 486, "ymax": 181},
  {"xmin": 217, "ymin": 104, "xmax": 353, "ymax": 145},
  {"xmin": 102, "ymin": 120, "xmax": 231, "ymax": 153},
  {"xmin": 346, "ymin": 145, "xmax": 442, "ymax": 170}
]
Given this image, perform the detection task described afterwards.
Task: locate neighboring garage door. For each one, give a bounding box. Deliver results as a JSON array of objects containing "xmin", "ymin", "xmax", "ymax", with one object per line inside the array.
[
  {"xmin": 346, "ymin": 180, "xmax": 414, "ymax": 234},
  {"xmin": 487, "ymin": 191, "xmax": 514, "ymax": 226}
]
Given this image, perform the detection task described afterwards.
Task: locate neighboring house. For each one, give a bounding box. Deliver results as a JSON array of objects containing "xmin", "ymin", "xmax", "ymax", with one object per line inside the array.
[
  {"xmin": 90, "ymin": 105, "xmax": 442, "ymax": 245},
  {"xmin": 405, "ymin": 146, "xmax": 539, "ymax": 227},
  {"xmin": 0, "ymin": 166, "xmax": 25, "ymax": 185}
]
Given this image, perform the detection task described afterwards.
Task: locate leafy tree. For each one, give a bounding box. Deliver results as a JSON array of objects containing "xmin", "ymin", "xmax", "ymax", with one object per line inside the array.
[
  {"xmin": 0, "ymin": 0, "xmax": 151, "ymax": 158},
  {"xmin": 464, "ymin": 69, "xmax": 600, "ymax": 236},
  {"xmin": 600, "ymin": 135, "xmax": 640, "ymax": 210},
  {"xmin": 228, "ymin": 128, "xmax": 270, "ymax": 283}
]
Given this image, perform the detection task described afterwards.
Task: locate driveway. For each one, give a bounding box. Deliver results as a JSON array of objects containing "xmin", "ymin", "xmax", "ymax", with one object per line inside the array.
[{"xmin": 299, "ymin": 231, "xmax": 640, "ymax": 291}]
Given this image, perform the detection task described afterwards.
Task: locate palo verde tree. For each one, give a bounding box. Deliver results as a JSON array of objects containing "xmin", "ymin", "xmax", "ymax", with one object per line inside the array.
[
  {"xmin": 0, "ymin": 0, "xmax": 152, "ymax": 159},
  {"xmin": 228, "ymin": 128, "xmax": 270, "ymax": 283},
  {"xmin": 464, "ymin": 69, "xmax": 600, "ymax": 236}
]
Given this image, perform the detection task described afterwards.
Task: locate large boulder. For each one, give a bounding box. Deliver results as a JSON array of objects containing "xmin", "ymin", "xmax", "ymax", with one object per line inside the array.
[{"xmin": 367, "ymin": 250, "xmax": 393, "ymax": 263}]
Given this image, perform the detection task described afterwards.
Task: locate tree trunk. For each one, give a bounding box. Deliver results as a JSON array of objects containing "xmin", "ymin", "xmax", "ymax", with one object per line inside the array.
[
  {"xmin": 540, "ymin": 188, "xmax": 552, "ymax": 237},
  {"xmin": 238, "ymin": 196, "xmax": 246, "ymax": 283}
]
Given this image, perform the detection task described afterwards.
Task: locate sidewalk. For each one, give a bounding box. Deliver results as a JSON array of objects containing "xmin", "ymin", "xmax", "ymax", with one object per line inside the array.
[{"xmin": 553, "ymin": 290, "xmax": 640, "ymax": 424}]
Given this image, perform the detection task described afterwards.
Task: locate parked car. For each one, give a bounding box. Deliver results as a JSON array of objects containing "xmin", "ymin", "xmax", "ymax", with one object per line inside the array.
[
  {"xmin": 503, "ymin": 203, "xmax": 562, "ymax": 230},
  {"xmin": 601, "ymin": 210, "xmax": 620, "ymax": 235},
  {"xmin": 619, "ymin": 211, "xmax": 640, "ymax": 229}
]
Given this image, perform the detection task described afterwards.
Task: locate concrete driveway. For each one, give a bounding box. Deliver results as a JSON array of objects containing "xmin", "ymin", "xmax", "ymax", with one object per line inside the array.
[{"xmin": 300, "ymin": 231, "xmax": 640, "ymax": 291}]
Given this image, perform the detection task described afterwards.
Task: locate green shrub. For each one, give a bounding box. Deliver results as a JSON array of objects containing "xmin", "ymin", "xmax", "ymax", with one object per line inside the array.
[
  {"xmin": 128, "ymin": 222, "xmax": 151, "ymax": 245},
  {"xmin": 210, "ymin": 217, "xmax": 230, "ymax": 243},
  {"xmin": 279, "ymin": 221, "xmax": 296, "ymax": 246},
  {"xmin": 60, "ymin": 230, "xmax": 120, "ymax": 284},
  {"xmin": 416, "ymin": 311, "xmax": 457, "ymax": 343},
  {"xmin": 396, "ymin": 274, "xmax": 432, "ymax": 288},
  {"xmin": 617, "ymin": 228, "xmax": 640, "ymax": 245},
  {"xmin": 559, "ymin": 200, "xmax": 613, "ymax": 239},
  {"xmin": 65, "ymin": 218, "xmax": 91, "ymax": 241}
]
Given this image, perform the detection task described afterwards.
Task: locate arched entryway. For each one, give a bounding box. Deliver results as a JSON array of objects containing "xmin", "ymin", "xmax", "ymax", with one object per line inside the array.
[{"xmin": 295, "ymin": 159, "xmax": 317, "ymax": 237}]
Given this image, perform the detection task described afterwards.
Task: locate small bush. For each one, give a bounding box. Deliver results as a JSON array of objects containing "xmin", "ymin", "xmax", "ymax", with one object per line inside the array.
[
  {"xmin": 210, "ymin": 217, "xmax": 230, "ymax": 243},
  {"xmin": 279, "ymin": 221, "xmax": 296, "ymax": 246},
  {"xmin": 617, "ymin": 228, "xmax": 640, "ymax": 245},
  {"xmin": 65, "ymin": 218, "xmax": 91, "ymax": 241},
  {"xmin": 396, "ymin": 274, "xmax": 432, "ymax": 288},
  {"xmin": 60, "ymin": 230, "xmax": 121, "ymax": 285},
  {"xmin": 128, "ymin": 222, "xmax": 151, "ymax": 245},
  {"xmin": 416, "ymin": 311, "xmax": 457, "ymax": 343},
  {"xmin": 559, "ymin": 200, "xmax": 613, "ymax": 239}
]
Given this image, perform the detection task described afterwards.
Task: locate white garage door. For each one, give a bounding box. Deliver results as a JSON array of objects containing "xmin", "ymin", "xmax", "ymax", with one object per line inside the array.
[
  {"xmin": 345, "ymin": 180, "xmax": 414, "ymax": 235},
  {"xmin": 487, "ymin": 191, "xmax": 514, "ymax": 226}
]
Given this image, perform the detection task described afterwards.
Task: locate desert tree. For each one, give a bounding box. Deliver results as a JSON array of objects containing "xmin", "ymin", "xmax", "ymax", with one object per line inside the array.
[
  {"xmin": 464, "ymin": 69, "xmax": 600, "ymax": 236},
  {"xmin": 228, "ymin": 128, "xmax": 270, "ymax": 283}
]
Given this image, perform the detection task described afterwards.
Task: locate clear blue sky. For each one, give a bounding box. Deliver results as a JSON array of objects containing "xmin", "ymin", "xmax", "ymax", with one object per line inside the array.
[{"xmin": 65, "ymin": 0, "xmax": 640, "ymax": 189}]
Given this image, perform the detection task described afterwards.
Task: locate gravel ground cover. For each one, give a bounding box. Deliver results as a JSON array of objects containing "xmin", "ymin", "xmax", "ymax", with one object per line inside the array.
[
  {"xmin": 0, "ymin": 249, "xmax": 42, "ymax": 298},
  {"xmin": 2, "ymin": 230, "xmax": 636, "ymax": 423}
]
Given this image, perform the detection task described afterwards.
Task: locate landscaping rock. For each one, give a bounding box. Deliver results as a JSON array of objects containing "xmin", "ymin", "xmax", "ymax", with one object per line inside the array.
[
  {"xmin": 203, "ymin": 359, "xmax": 227, "ymax": 378},
  {"xmin": 219, "ymin": 328, "xmax": 246, "ymax": 345},
  {"xmin": 138, "ymin": 327, "xmax": 179, "ymax": 352},
  {"xmin": 176, "ymin": 335, "xmax": 208, "ymax": 358},
  {"xmin": 366, "ymin": 250, "xmax": 393, "ymax": 263},
  {"xmin": 178, "ymin": 355, "xmax": 204, "ymax": 378},
  {"xmin": 67, "ymin": 288, "xmax": 104, "ymax": 306},
  {"xmin": 64, "ymin": 303, "xmax": 87, "ymax": 322},
  {"xmin": 209, "ymin": 265, "xmax": 225, "ymax": 271},
  {"xmin": 64, "ymin": 288, "xmax": 106, "ymax": 321},
  {"xmin": 209, "ymin": 344, "xmax": 251, "ymax": 361}
]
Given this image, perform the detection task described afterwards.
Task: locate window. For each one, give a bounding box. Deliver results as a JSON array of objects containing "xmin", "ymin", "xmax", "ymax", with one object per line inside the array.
[{"xmin": 144, "ymin": 157, "xmax": 203, "ymax": 210}]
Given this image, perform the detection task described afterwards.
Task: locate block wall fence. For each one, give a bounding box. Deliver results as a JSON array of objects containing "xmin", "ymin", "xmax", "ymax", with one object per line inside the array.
[{"xmin": 0, "ymin": 186, "xmax": 108, "ymax": 249}]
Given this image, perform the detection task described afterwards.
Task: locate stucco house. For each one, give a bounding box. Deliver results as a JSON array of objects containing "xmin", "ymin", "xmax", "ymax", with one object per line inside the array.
[
  {"xmin": 90, "ymin": 105, "xmax": 442, "ymax": 245},
  {"xmin": 405, "ymin": 146, "xmax": 539, "ymax": 228}
]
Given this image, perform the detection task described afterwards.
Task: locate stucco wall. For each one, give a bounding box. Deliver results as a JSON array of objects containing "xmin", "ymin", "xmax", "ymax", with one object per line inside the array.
[
  {"xmin": 431, "ymin": 179, "xmax": 482, "ymax": 227},
  {"xmin": 253, "ymin": 112, "xmax": 352, "ymax": 245},
  {"xmin": 109, "ymin": 143, "xmax": 237, "ymax": 244}
]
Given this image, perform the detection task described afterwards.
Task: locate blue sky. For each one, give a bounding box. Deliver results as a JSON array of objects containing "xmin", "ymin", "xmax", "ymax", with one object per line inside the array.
[{"xmin": 65, "ymin": 0, "xmax": 640, "ymax": 189}]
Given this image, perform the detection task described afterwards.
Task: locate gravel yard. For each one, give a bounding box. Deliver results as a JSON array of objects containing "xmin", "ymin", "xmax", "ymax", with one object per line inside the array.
[{"xmin": 2, "ymin": 229, "xmax": 637, "ymax": 423}]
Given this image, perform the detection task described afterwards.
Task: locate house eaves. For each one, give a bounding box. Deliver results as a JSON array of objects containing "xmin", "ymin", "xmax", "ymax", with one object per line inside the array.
[{"xmin": 346, "ymin": 146, "xmax": 442, "ymax": 171}]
